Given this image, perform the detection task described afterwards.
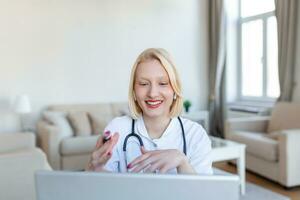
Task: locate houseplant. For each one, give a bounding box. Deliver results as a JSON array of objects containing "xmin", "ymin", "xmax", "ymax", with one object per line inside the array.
[{"xmin": 183, "ymin": 100, "xmax": 192, "ymax": 113}]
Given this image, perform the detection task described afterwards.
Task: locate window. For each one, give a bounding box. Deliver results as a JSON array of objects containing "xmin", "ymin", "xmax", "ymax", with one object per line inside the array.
[{"xmin": 238, "ymin": 0, "xmax": 280, "ymax": 101}]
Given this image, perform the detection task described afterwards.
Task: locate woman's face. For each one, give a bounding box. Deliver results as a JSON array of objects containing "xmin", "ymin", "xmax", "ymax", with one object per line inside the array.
[{"xmin": 134, "ymin": 59, "xmax": 174, "ymax": 119}]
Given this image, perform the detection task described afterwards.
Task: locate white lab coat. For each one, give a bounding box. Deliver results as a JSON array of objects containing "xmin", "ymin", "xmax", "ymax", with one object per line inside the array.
[{"xmin": 103, "ymin": 115, "xmax": 213, "ymax": 174}]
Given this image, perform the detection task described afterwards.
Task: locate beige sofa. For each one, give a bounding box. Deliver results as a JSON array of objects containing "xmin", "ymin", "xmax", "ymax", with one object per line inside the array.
[
  {"xmin": 226, "ymin": 102, "xmax": 300, "ymax": 187},
  {"xmin": 0, "ymin": 132, "xmax": 51, "ymax": 200},
  {"xmin": 36, "ymin": 102, "xmax": 128, "ymax": 171}
]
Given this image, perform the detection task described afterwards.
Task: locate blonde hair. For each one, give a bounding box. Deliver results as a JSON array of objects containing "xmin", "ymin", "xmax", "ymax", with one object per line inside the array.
[{"xmin": 128, "ymin": 48, "xmax": 183, "ymax": 119}]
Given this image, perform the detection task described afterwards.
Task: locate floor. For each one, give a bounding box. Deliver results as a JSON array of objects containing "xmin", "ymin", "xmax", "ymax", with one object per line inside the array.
[{"xmin": 214, "ymin": 162, "xmax": 300, "ymax": 200}]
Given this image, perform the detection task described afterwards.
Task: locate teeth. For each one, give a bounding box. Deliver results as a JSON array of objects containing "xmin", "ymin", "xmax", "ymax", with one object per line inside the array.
[{"xmin": 146, "ymin": 101, "xmax": 162, "ymax": 105}]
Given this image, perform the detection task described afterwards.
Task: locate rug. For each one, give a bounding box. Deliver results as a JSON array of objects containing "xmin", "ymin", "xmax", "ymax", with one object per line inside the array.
[{"xmin": 241, "ymin": 182, "xmax": 290, "ymax": 200}]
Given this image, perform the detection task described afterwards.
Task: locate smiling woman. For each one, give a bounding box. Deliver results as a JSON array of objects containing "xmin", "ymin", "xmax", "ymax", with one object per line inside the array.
[{"xmin": 86, "ymin": 48, "xmax": 213, "ymax": 175}]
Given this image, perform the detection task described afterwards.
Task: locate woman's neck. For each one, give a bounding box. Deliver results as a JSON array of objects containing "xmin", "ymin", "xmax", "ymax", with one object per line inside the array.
[{"xmin": 143, "ymin": 115, "xmax": 171, "ymax": 139}]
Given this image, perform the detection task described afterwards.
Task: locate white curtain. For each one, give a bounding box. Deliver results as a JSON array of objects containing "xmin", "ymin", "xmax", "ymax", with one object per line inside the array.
[{"xmin": 275, "ymin": 0, "xmax": 298, "ymax": 101}]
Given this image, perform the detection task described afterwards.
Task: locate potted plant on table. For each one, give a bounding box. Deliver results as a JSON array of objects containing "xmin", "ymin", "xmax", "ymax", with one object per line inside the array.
[{"xmin": 183, "ymin": 100, "xmax": 192, "ymax": 113}]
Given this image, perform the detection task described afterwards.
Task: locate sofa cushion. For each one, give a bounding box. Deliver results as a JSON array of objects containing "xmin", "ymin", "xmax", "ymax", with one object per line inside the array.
[
  {"xmin": 110, "ymin": 102, "xmax": 130, "ymax": 117},
  {"xmin": 67, "ymin": 111, "xmax": 91, "ymax": 137},
  {"xmin": 228, "ymin": 131, "xmax": 278, "ymax": 162},
  {"xmin": 268, "ymin": 102, "xmax": 300, "ymax": 133},
  {"xmin": 43, "ymin": 111, "xmax": 73, "ymax": 138},
  {"xmin": 88, "ymin": 112, "xmax": 114, "ymax": 135},
  {"xmin": 60, "ymin": 135, "xmax": 99, "ymax": 156}
]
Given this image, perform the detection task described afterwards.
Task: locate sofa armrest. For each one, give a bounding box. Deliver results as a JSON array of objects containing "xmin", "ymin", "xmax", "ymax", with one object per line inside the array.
[
  {"xmin": 36, "ymin": 120, "xmax": 62, "ymax": 170},
  {"xmin": 0, "ymin": 148, "xmax": 51, "ymax": 200},
  {"xmin": 0, "ymin": 132, "xmax": 35, "ymax": 153},
  {"xmin": 278, "ymin": 129, "xmax": 300, "ymax": 187},
  {"xmin": 225, "ymin": 116, "xmax": 270, "ymax": 138}
]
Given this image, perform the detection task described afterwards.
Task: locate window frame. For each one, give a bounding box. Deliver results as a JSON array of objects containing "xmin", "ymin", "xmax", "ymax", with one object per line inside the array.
[{"xmin": 237, "ymin": 2, "xmax": 278, "ymax": 103}]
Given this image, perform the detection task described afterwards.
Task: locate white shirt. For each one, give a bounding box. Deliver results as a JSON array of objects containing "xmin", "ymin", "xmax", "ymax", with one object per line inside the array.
[{"xmin": 103, "ymin": 115, "xmax": 213, "ymax": 174}]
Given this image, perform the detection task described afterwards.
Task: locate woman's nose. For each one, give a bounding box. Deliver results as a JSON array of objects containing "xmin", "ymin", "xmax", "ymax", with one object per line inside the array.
[{"xmin": 148, "ymin": 85, "xmax": 159, "ymax": 97}]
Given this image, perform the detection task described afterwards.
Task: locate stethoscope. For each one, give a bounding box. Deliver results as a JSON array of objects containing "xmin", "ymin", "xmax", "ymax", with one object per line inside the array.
[{"xmin": 122, "ymin": 117, "xmax": 186, "ymax": 169}]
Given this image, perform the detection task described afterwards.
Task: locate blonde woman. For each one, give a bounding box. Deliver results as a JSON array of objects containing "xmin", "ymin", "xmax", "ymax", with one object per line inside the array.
[{"xmin": 87, "ymin": 48, "xmax": 212, "ymax": 174}]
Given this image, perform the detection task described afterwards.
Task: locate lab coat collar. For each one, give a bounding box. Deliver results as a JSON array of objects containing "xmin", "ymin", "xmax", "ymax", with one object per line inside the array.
[{"xmin": 136, "ymin": 116, "xmax": 176, "ymax": 140}]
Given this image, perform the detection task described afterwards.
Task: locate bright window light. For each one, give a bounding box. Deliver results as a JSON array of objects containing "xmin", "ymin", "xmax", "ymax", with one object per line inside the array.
[
  {"xmin": 267, "ymin": 16, "xmax": 280, "ymax": 98},
  {"xmin": 241, "ymin": 0, "xmax": 275, "ymax": 17},
  {"xmin": 242, "ymin": 20, "xmax": 263, "ymax": 97},
  {"xmin": 239, "ymin": 0, "xmax": 279, "ymax": 101}
]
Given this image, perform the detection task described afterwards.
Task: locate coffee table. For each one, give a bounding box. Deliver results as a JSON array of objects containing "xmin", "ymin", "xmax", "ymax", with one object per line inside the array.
[{"xmin": 210, "ymin": 136, "xmax": 246, "ymax": 195}]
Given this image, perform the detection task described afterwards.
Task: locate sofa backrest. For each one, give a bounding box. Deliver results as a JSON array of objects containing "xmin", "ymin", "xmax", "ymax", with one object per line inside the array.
[
  {"xmin": 0, "ymin": 112, "xmax": 22, "ymax": 133},
  {"xmin": 267, "ymin": 102, "xmax": 300, "ymax": 133},
  {"xmin": 48, "ymin": 103, "xmax": 111, "ymax": 114},
  {"xmin": 0, "ymin": 133, "xmax": 35, "ymax": 153},
  {"xmin": 46, "ymin": 102, "xmax": 129, "ymax": 136}
]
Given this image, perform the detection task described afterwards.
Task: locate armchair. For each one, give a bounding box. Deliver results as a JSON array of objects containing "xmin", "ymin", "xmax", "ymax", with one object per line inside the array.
[
  {"xmin": 225, "ymin": 102, "xmax": 300, "ymax": 187},
  {"xmin": 0, "ymin": 132, "xmax": 51, "ymax": 200}
]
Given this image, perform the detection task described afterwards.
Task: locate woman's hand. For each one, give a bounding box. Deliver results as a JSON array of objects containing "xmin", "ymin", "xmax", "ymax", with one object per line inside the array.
[
  {"xmin": 86, "ymin": 132, "xmax": 119, "ymax": 172},
  {"xmin": 127, "ymin": 147, "xmax": 196, "ymax": 174}
]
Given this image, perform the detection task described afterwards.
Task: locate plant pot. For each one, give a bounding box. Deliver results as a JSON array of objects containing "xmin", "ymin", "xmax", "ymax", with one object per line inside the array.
[{"xmin": 184, "ymin": 107, "xmax": 190, "ymax": 113}]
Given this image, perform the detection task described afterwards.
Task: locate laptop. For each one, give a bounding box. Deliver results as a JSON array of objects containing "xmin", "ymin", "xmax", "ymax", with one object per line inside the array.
[{"xmin": 35, "ymin": 170, "xmax": 239, "ymax": 200}]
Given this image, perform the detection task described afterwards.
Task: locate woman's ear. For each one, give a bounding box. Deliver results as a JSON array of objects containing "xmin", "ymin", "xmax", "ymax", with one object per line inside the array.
[{"xmin": 133, "ymin": 92, "xmax": 137, "ymax": 101}]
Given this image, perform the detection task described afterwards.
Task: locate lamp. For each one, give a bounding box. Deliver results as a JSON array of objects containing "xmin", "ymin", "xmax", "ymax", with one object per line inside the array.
[
  {"xmin": 14, "ymin": 95, "xmax": 31, "ymax": 114},
  {"xmin": 13, "ymin": 94, "xmax": 32, "ymax": 131}
]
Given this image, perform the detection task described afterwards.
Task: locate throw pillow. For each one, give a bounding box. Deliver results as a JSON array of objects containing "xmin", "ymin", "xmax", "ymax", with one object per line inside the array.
[
  {"xmin": 119, "ymin": 107, "xmax": 130, "ymax": 116},
  {"xmin": 67, "ymin": 111, "xmax": 92, "ymax": 137},
  {"xmin": 88, "ymin": 112, "xmax": 113, "ymax": 135},
  {"xmin": 267, "ymin": 102, "xmax": 300, "ymax": 133},
  {"xmin": 43, "ymin": 111, "xmax": 73, "ymax": 138}
]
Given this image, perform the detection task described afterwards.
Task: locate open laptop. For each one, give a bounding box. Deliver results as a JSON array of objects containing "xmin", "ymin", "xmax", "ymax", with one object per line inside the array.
[{"xmin": 35, "ymin": 170, "xmax": 239, "ymax": 200}]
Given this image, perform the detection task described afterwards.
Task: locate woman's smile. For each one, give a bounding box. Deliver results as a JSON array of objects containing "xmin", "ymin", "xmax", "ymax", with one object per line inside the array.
[{"xmin": 145, "ymin": 99, "xmax": 163, "ymax": 109}]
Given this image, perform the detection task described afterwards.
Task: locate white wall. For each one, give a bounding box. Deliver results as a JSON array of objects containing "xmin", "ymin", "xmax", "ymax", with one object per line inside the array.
[
  {"xmin": 293, "ymin": 1, "xmax": 300, "ymax": 102},
  {"xmin": 0, "ymin": 0, "xmax": 209, "ymax": 131}
]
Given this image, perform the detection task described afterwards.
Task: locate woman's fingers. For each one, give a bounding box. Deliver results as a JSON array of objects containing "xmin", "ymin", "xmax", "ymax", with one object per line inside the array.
[
  {"xmin": 128, "ymin": 152, "xmax": 151, "ymax": 169},
  {"xmin": 104, "ymin": 132, "xmax": 119, "ymax": 155},
  {"xmin": 127, "ymin": 146, "xmax": 149, "ymax": 172},
  {"xmin": 93, "ymin": 132, "xmax": 119, "ymax": 157},
  {"xmin": 140, "ymin": 146, "xmax": 147, "ymax": 154},
  {"xmin": 95, "ymin": 130, "xmax": 112, "ymax": 149},
  {"xmin": 91, "ymin": 140, "xmax": 114, "ymax": 167},
  {"xmin": 131, "ymin": 156, "xmax": 156, "ymax": 173},
  {"xmin": 92, "ymin": 141, "xmax": 110, "ymax": 159},
  {"xmin": 90, "ymin": 132, "xmax": 119, "ymax": 168},
  {"xmin": 129, "ymin": 149, "xmax": 182, "ymax": 173},
  {"xmin": 95, "ymin": 135, "xmax": 104, "ymax": 149},
  {"xmin": 145, "ymin": 160, "xmax": 163, "ymax": 173},
  {"xmin": 159, "ymin": 163, "xmax": 173, "ymax": 173},
  {"xmin": 92, "ymin": 151, "xmax": 112, "ymax": 166},
  {"xmin": 129, "ymin": 151, "xmax": 165, "ymax": 172}
]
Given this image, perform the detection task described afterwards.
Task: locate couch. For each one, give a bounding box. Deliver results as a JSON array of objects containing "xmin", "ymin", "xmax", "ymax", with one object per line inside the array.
[
  {"xmin": 36, "ymin": 102, "xmax": 128, "ymax": 171},
  {"xmin": 225, "ymin": 102, "xmax": 300, "ymax": 187},
  {"xmin": 0, "ymin": 132, "xmax": 51, "ymax": 200}
]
